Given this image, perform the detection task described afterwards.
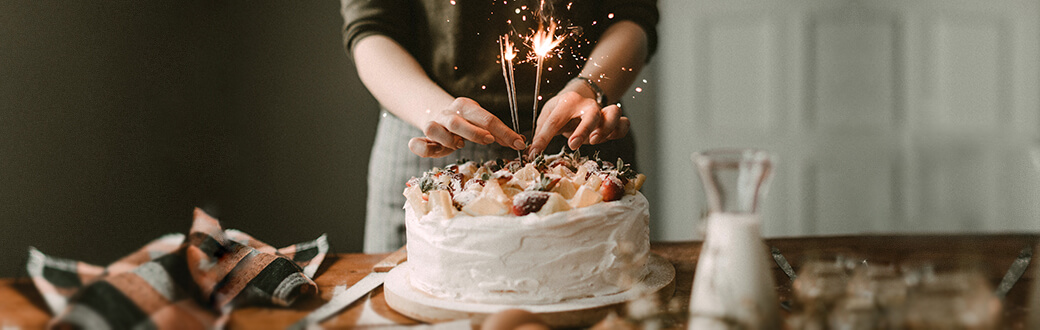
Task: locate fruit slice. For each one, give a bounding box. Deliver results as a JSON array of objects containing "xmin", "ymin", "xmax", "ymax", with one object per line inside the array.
[
  {"xmin": 403, "ymin": 185, "xmax": 428, "ymax": 215},
  {"xmin": 552, "ymin": 164, "xmax": 574, "ymax": 178},
  {"xmin": 458, "ymin": 162, "xmax": 478, "ymax": 179},
  {"xmin": 536, "ymin": 192, "xmax": 572, "ymax": 216},
  {"xmin": 493, "ymin": 170, "xmax": 514, "ymax": 187},
  {"xmin": 454, "ymin": 189, "xmax": 480, "ymax": 207},
  {"xmin": 569, "ymin": 184, "xmax": 603, "ymax": 209},
  {"xmin": 584, "ymin": 174, "xmax": 603, "ymax": 192},
  {"xmin": 574, "ymin": 165, "xmax": 589, "ymax": 186},
  {"xmin": 513, "ymin": 163, "xmax": 540, "ymax": 182},
  {"xmin": 625, "ymin": 173, "xmax": 647, "ymax": 195},
  {"xmin": 511, "ymin": 191, "xmax": 550, "ymax": 216},
  {"xmin": 462, "ymin": 195, "xmax": 509, "ymax": 216},
  {"xmin": 427, "ymin": 190, "xmax": 456, "ymax": 219},
  {"xmin": 463, "ymin": 178, "xmax": 486, "ymax": 192},
  {"xmin": 503, "ymin": 187, "xmax": 524, "ymax": 200},
  {"xmin": 481, "ymin": 180, "xmax": 511, "ymax": 205},
  {"xmin": 555, "ymin": 178, "xmax": 578, "ymax": 199}
]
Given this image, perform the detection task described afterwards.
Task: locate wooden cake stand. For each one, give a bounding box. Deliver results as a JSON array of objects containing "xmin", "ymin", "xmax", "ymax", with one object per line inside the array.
[{"xmin": 384, "ymin": 254, "xmax": 676, "ymax": 328}]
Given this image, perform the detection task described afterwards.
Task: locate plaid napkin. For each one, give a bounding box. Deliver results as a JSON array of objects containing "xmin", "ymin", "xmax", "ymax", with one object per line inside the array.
[{"xmin": 27, "ymin": 208, "xmax": 329, "ymax": 329}]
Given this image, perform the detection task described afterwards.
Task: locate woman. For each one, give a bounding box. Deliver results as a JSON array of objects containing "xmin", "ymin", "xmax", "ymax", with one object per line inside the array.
[{"xmin": 341, "ymin": 0, "xmax": 659, "ymax": 252}]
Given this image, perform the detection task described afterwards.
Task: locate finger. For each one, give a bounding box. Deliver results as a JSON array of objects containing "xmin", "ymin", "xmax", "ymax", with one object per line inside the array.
[
  {"xmin": 438, "ymin": 114, "xmax": 494, "ymax": 145},
  {"xmin": 423, "ymin": 122, "xmax": 463, "ymax": 149},
  {"xmin": 528, "ymin": 102, "xmax": 578, "ymax": 157},
  {"xmin": 456, "ymin": 102, "xmax": 526, "ymax": 150},
  {"xmin": 433, "ymin": 98, "xmax": 495, "ymax": 145},
  {"xmin": 589, "ymin": 104, "xmax": 620, "ymax": 145},
  {"xmin": 566, "ymin": 104, "xmax": 604, "ymax": 150},
  {"xmin": 557, "ymin": 118, "xmax": 580, "ymax": 138},
  {"xmin": 408, "ymin": 137, "xmax": 456, "ymax": 158},
  {"xmin": 606, "ymin": 116, "xmax": 630, "ymax": 140}
]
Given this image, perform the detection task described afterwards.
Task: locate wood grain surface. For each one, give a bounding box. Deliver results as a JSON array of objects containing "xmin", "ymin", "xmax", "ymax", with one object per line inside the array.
[{"xmin": 1, "ymin": 234, "xmax": 1036, "ymax": 329}]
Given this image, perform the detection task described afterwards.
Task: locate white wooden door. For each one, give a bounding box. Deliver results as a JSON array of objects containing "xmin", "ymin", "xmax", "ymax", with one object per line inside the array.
[{"xmin": 653, "ymin": 0, "xmax": 1040, "ymax": 240}]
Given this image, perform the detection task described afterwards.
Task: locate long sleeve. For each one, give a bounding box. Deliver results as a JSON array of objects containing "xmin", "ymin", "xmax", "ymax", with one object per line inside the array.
[
  {"xmin": 341, "ymin": 0, "xmax": 413, "ymax": 57},
  {"xmin": 599, "ymin": 0, "xmax": 659, "ymax": 59}
]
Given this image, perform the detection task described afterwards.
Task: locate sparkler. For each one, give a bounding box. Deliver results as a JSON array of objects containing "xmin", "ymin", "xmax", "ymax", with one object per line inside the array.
[
  {"xmin": 499, "ymin": 35, "xmax": 522, "ymax": 159},
  {"xmin": 527, "ymin": 19, "xmax": 564, "ymax": 146},
  {"xmin": 494, "ymin": 0, "xmax": 567, "ymax": 158}
]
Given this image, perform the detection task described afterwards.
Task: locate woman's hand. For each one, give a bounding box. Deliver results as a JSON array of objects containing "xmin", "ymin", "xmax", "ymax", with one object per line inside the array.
[
  {"xmin": 352, "ymin": 36, "xmax": 526, "ymax": 158},
  {"xmin": 525, "ymin": 21, "xmax": 648, "ymax": 157},
  {"xmin": 409, "ymin": 97, "xmax": 528, "ymax": 158},
  {"xmin": 526, "ymin": 85, "xmax": 630, "ymax": 157}
]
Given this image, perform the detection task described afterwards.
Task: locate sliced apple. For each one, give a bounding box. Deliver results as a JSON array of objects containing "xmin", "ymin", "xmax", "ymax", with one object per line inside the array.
[
  {"xmin": 513, "ymin": 163, "xmax": 540, "ymax": 182},
  {"xmin": 503, "ymin": 187, "xmax": 524, "ymax": 200},
  {"xmin": 554, "ymin": 178, "xmax": 578, "ymax": 199},
  {"xmin": 482, "ymin": 180, "xmax": 510, "ymax": 205},
  {"xmin": 625, "ymin": 173, "xmax": 647, "ymax": 195},
  {"xmin": 458, "ymin": 162, "xmax": 477, "ymax": 179},
  {"xmin": 462, "ymin": 195, "xmax": 509, "ymax": 216},
  {"xmin": 569, "ymin": 184, "xmax": 603, "ymax": 209},
  {"xmin": 552, "ymin": 164, "xmax": 574, "ymax": 178},
  {"xmin": 584, "ymin": 174, "xmax": 603, "ymax": 192},
  {"xmin": 403, "ymin": 185, "xmax": 428, "ymax": 215},
  {"xmin": 574, "ymin": 165, "xmax": 589, "ymax": 185},
  {"xmin": 536, "ymin": 192, "xmax": 572, "ymax": 216},
  {"xmin": 633, "ymin": 174, "xmax": 647, "ymax": 191},
  {"xmin": 427, "ymin": 190, "xmax": 456, "ymax": 219}
]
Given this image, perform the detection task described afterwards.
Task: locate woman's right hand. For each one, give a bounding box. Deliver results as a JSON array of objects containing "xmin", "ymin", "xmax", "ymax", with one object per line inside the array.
[{"xmin": 408, "ymin": 97, "xmax": 528, "ymax": 158}]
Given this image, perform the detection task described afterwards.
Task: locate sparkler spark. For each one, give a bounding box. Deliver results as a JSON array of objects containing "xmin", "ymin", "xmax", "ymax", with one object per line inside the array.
[
  {"xmin": 527, "ymin": 20, "xmax": 564, "ymax": 146},
  {"xmin": 529, "ymin": 21, "xmax": 564, "ymax": 59},
  {"xmin": 494, "ymin": 0, "xmax": 573, "ymax": 157},
  {"xmin": 499, "ymin": 35, "xmax": 522, "ymax": 158}
]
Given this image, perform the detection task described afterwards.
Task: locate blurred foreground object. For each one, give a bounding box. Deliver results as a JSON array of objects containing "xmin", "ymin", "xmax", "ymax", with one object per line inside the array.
[
  {"xmin": 687, "ymin": 149, "xmax": 781, "ymax": 329},
  {"xmin": 27, "ymin": 209, "xmax": 328, "ymax": 329}
]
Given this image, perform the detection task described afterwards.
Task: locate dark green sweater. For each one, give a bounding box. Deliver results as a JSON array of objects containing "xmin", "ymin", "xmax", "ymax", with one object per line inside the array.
[{"xmin": 340, "ymin": 0, "xmax": 658, "ymax": 132}]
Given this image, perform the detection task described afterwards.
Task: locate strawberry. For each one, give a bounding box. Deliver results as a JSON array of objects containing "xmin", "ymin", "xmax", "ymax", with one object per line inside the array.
[
  {"xmin": 511, "ymin": 191, "xmax": 550, "ymax": 216},
  {"xmin": 600, "ymin": 175, "xmax": 624, "ymax": 202}
]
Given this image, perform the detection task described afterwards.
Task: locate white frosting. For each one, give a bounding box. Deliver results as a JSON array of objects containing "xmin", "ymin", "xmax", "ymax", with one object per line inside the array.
[{"xmin": 404, "ymin": 192, "xmax": 651, "ymax": 305}]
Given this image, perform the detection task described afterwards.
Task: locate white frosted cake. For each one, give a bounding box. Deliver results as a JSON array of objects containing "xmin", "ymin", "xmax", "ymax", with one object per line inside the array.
[{"xmin": 401, "ymin": 151, "xmax": 650, "ymax": 305}]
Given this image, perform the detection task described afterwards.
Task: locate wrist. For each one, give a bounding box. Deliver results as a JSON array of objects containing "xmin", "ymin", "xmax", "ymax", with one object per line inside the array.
[
  {"xmin": 403, "ymin": 93, "xmax": 456, "ymax": 130},
  {"xmin": 570, "ymin": 76, "xmax": 608, "ymax": 108}
]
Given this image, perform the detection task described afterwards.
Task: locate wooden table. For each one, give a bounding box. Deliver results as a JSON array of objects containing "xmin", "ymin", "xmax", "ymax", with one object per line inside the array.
[{"xmin": 1, "ymin": 234, "xmax": 1037, "ymax": 329}]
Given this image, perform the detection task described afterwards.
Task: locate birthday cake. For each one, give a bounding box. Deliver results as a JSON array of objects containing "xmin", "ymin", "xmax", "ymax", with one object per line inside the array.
[{"xmin": 401, "ymin": 151, "xmax": 650, "ymax": 305}]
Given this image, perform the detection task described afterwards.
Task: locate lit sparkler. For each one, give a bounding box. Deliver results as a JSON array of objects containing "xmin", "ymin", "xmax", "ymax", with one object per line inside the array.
[
  {"xmin": 527, "ymin": 19, "xmax": 564, "ymax": 143},
  {"xmin": 499, "ymin": 34, "xmax": 522, "ymax": 158}
]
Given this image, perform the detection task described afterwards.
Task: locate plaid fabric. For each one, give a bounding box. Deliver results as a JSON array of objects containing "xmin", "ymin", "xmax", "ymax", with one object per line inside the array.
[{"xmin": 27, "ymin": 208, "xmax": 329, "ymax": 329}]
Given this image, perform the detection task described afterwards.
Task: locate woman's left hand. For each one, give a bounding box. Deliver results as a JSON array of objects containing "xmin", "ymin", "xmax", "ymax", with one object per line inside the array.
[{"xmin": 526, "ymin": 89, "xmax": 629, "ymax": 158}]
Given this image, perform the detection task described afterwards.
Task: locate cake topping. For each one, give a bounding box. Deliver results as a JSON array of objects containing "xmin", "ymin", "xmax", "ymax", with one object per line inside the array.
[
  {"xmin": 511, "ymin": 191, "xmax": 551, "ymax": 216},
  {"xmin": 403, "ymin": 149, "xmax": 647, "ymax": 219}
]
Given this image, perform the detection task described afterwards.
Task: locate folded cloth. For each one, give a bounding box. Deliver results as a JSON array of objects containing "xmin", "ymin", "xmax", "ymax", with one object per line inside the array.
[{"xmin": 27, "ymin": 208, "xmax": 329, "ymax": 329}]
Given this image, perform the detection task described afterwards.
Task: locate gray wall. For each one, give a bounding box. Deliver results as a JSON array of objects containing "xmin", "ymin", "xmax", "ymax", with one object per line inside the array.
[{"xmin": 0, "ymin": 1, "xmax": 377, "ymax": 277}]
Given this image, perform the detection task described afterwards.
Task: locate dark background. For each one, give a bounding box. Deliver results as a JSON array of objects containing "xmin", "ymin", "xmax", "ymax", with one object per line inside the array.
[{"xmin": 0, "ymin": 1, "xmax": 378, "ymax": 277}]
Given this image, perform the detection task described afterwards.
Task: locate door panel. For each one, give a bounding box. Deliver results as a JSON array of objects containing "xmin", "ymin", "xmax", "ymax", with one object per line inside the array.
[
  {"xmin": 810, "ymin": 8, "xmax": 901, "ymax": 130},
  {"xmin": 654, "ymin": 0, "xmax": 1040, "ymax": 241}
]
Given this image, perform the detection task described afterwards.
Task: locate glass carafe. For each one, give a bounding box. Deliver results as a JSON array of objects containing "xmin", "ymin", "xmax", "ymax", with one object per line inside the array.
[{"xmin": 687, "ymin": 149, "xmax": 781, "ymax": 329}]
